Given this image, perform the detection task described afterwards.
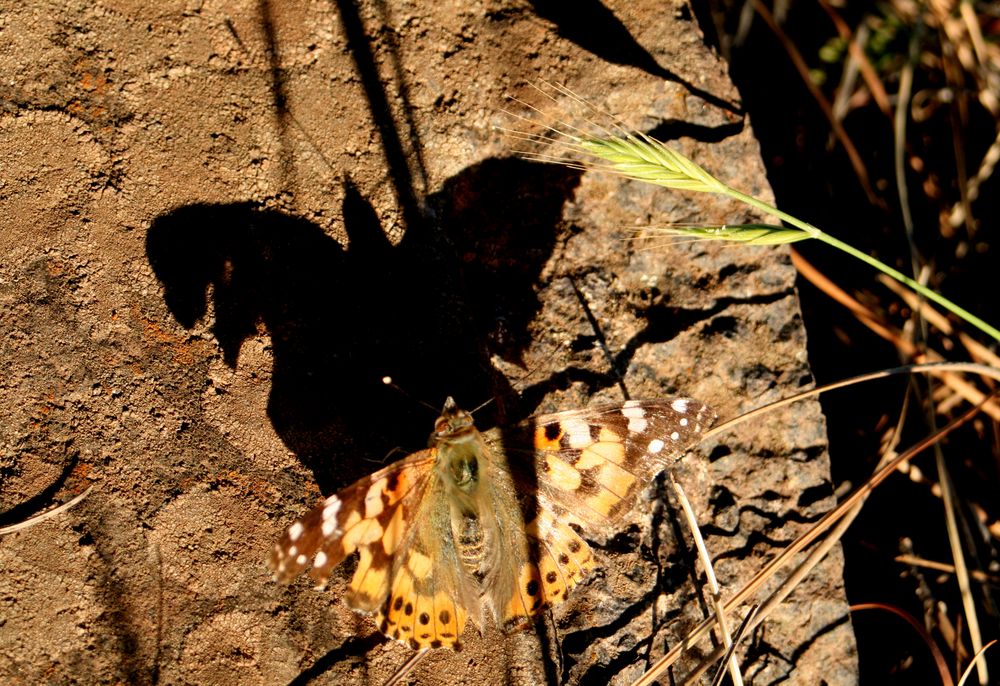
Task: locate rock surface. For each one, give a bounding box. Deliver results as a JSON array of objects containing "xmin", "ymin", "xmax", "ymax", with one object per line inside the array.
[{"xmin": 0, "ymin": 1, "xmax": 857, "ymax": 684}]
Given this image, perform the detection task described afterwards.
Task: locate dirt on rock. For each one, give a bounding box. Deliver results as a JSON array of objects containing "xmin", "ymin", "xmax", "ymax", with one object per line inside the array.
[{"xmin": 1, "ymin": 1, "xmax": 856, "ymax": 684}]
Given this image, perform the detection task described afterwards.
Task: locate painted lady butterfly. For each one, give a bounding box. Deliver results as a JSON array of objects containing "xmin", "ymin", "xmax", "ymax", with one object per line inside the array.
[{"xmin": 269, "ymin": 396, "xmax": 715, "ymax": 650}]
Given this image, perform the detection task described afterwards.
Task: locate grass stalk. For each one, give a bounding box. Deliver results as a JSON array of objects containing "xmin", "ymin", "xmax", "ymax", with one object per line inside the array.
[{"xmin": 513, "ymin": 105, "xmax": 1000, "ymax": 343}]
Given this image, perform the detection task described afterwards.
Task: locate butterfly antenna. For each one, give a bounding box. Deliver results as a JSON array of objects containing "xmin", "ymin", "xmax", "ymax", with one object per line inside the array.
[
  {"xmin": 470, "ymin": 396, "xmax": 495, "ymax": 416},
  {"xmin": 381, "ymin": 376, "xmax": 440, "ymax": 414}
]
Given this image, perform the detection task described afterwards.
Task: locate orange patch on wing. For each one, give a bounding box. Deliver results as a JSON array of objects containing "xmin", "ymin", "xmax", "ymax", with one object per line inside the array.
[
  {"xmin": 411, "ymin": 589, "xmax": 437, "ymax": 647},
  {"xmin": 594, "ymin": 461, "xmax": 636, "ymax": 498},
  {"xmin": 504, "ymin": 563, "xmax": 545, "ymax": 626},
  {"xmin": 431, "ymin": 591, "xmax": 465, "ymax": 645},
  {"xmin": 347, "ymin": 547, "xmax": 389, "ymax": 612},
  {"xmin": 584, "ymin": 486, "xmax": 622, "ymax": 518},
  {"xmin": 576, "ymin": 434, "xmax": 626, "ymax": 469},
  {"xmin": 341, "ymin": 509, "xmax": 362, "ymax": 532},
  {"xmin": 379, "ymin": 568, "xmax": 416, "ymax": 639},
  {"xmin": 526, "ymin": 514, "xmax": 594, "ymax": 592},
  {"xmin": 407, "ymin": 550, "xmax": 433, "ymax": 579},
  {"xmin": 534, "ymin": 425, "xmax": 562, "ymax": 451},
  {"xmin": 382, "ymin": 505, "xmax": 406, "ymax": 555},
  {"xmin": 341, "ymin": 517, "xmax": 383, "ymax": 554},
  {"xmin": 545, "ymin": 454, "xmax": 582, "ymax": 490}
]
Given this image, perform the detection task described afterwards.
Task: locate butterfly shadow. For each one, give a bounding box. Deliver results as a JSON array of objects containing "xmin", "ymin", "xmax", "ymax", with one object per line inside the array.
[{"xmin": 145, "ymin": 158, "xmax": 580, "ymax": 494}]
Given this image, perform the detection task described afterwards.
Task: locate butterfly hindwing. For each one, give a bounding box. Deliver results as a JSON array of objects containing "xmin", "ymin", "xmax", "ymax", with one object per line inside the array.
[
  {"xmin": 269, "ymin": 448, "xmax": 480, "ymax": 650},
  {"xmin": 374, "ymin": 468, "xmax": 479, "ymax": 649},
  {"xmin": 497, "ymin": 506, "xmax": 596, "ymax": 629}
]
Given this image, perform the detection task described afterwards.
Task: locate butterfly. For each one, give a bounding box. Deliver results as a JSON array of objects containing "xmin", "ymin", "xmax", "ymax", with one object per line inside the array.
[{"xmin": 268, "ymin": 396, "xmax": 715, "ymax": 650}]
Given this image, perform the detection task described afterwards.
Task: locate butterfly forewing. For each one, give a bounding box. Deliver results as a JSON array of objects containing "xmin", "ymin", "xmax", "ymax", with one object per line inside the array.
[
  {"xmin": 528, "ymin": 398, "xmax": 716, "ymax": 530},
  {"xmin": 268, "ymin": 452, "xmax": 436, "ymax": 589},
  {"xmin": 479, "ymin": 397, "xmax": 715, "ymax": 628}
]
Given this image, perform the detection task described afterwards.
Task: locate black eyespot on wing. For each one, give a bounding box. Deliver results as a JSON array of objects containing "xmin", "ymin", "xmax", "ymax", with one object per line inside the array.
[{"xmin": 385, "ymin": 471, "xmax": 400, "ymax": 491}]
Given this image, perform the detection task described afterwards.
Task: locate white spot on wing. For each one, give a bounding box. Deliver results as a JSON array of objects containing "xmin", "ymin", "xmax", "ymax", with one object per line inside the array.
[
  {"xmin": 314, "ymin": 551, "xmax": 328, "ymax": 568},
  {"xmin": 670, "ymin": 431, "xmax": 680, "ymax": 441},
  {"xmin": 321, "ymin": 518, "xmax": 337, "ymax": 537},
  {"xmin": 679, "ymin": 417, "xmax": 689, "ymax": 427},
  {"xmin": 671, "ymin": 398, "xmax": 689, "ymax": 413},
  {"xmin": 322, "ymin": 496, "xmax": 341, "ymax": 523},
  {"xmin": 563, "ymin": 418, "xmax": 591, "ymax": 448},
  {"xmin": 288, "ymin": 521, "xmax": 304, "ymax": 541},
  {"xmin": 622, "ymin": 404, "xmax": 648, "ymax": 433},
  {"xmin": 296, "ymin": 554, "xmax": 307, "ymax": 566},
  {"xmin": 648, "ymin": 438, "xmax": 665, "ymax": 454},
  {"xmin": 287, "ymin": 545, "xmax": 298, "ymax": 557}
]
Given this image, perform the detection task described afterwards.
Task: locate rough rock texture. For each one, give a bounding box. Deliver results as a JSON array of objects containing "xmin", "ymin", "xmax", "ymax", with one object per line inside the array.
[{"xmin": 0, "ymin": 1, "xmax": 857, "ymax": 684}]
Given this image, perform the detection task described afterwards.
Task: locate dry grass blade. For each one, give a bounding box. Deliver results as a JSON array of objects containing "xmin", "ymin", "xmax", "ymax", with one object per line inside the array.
[
  {"xmin": 935, "ymin": 444, "xmax": 988, "ymax": 685},
  {"xmin": 851, "ymin": 603, "xmax": 954, "ymax": 686},
  {"xmin": 893, "ymin": 554, "xmax": 1000, "ymax": 585},
  {"xmin": 0, "ymin": 485, "xmax": 94, "ymax": 536},
  {"xmin": 790, "ymin": 249, "xmax": 1000, "ymax": 421},
  {"xmin": 877, "ymin": 274, "xmax": 1000, "ymax": 369},
  {"xmin": 958, "ymin": 641, "xmax": 998, "ymax": 686},
  {"xmin": 382, "ymin": 649, "xmax": 428, "ymax": 686},
  {"xmin": 633, "ymin": 370, "xmax": 1000, "ymax": 686},
  {"xmin": 671, "ymin": 478, "xmax": 743, "ymax": 686},
  {"xmin": 710, "ymin": 605, "xmax": 760, "ymax": 686},
  {"xmin": 704, "ymin": 362, "xmax": 1000, "ymax": 443}
]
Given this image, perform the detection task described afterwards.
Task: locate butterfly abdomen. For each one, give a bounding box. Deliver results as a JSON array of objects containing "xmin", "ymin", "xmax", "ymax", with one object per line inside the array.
[{"xmin": 455, "ymin": 510, "xmax": 487, "ymax": 576}]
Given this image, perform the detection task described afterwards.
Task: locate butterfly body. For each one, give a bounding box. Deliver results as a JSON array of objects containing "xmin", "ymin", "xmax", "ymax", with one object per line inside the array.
[{"xmin": 269, "ymin": 396, "xmax": 715, "ymax": 650}]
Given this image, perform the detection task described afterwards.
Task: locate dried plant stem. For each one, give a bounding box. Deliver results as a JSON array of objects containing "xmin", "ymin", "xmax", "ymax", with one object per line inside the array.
[
  {"xmin": 633, "ymin": 389, "xmax": 991, "ymax": 685},
  {"xmin": 0, "ymin": 485, "xmax": 94, "ymax": 536},
  {"xmin": 937, "ymin": 447, "xmax": 988, "ymax": 685},
  {"xmin": 958, "ymin": 641, "xmax": 999, "ymax": 686},
  {"xmin": 506, "ymin": 83, "xmax": 1000, "ymax": 343},
  {"xmin": 383, "ymin": 649, "xmax": 428, "ymax": 686},
  {"xmin": 791, "ymin": 250, "xmax": 1000, "ymax": 421},
  {"xmin": 670, "ymin": 478, "xmax": 743, "ymax": 686}
]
